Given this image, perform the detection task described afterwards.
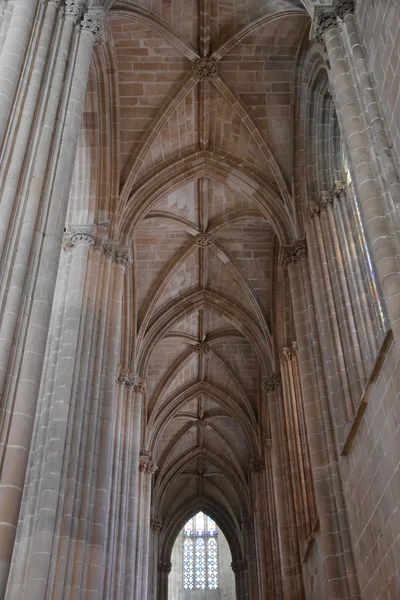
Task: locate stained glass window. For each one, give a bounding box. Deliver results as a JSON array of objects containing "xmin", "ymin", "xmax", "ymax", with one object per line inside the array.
[{"xmin": 183, "ymin": 511, "xmax": 218, "ymax": 590}]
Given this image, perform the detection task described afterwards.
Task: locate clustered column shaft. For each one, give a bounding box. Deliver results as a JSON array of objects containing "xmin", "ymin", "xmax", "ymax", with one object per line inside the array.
[
  {"xmin": 316, "ymin": 1, "xmax": 400, "ymax": 345},
  {"xmin": 0, "ymin": 4, "xmax": 103, "ymax": 596},
  {"xmin": 283, "ymin": 240, "xmax": 360, "ymax": 599}
]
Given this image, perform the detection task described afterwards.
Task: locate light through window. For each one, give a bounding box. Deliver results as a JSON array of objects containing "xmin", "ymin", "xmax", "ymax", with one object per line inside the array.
[{"xmin": 183, "ymin": 511, "xmax": 218, "ymax": 590}]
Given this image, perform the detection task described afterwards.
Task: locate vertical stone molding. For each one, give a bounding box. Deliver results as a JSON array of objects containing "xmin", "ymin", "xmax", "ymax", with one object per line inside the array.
[
  {"xmin": 281, "ymin": 343, "xmax": 317, "ymax": 552},
  {"xmin": 266, "ymin": 367, "xmax": 303, "ymax": 599},
  {"xmin": 320, "ymin": 10, "xmax": 400, "ymax": 348},
  {"xmin": 285, "ymin": 243, "xmax": 360, "ymax": 599},
  {"xmin": 0, "ymin": 6, "xmax": 100, "ymax": 593},
  {"xmin": 5, "ymin": 228, "xmax": 127, "ymax": 598},
  {"xmin": 135, "ymin": 456, "xmax": 157, "ymax": 600}
]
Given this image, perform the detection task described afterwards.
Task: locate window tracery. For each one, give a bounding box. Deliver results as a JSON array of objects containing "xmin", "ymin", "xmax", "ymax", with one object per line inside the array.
[{"xmin": 183, "ymin": 512, "xmax": 219, "ymax": 590}]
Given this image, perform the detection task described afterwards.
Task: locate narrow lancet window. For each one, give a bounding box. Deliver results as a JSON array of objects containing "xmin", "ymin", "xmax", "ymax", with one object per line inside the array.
[{"xmin": 183, "ymin": 511, "xmax": 219, "ymax": 590}]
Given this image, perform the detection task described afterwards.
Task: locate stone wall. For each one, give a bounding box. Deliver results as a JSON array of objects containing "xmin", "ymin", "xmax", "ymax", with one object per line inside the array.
[{"xmin": 339, "ymin": 338, "xmax": 400, "ymax": 599}]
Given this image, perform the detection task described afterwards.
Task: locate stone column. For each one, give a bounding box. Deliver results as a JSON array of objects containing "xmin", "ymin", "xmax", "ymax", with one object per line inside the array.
[
  {"xmin": 315, "ymin": 4, "xmax": 400, "ymax": 345},
  {"xmin": 149, "ymin": 518, "xmax": 162, "ymax": 600},
  {"xmin": 249, "ymin": 458, "xmax": 267, "ymax": 599},
  {"xmin": 281, "ymin": 344, "xmax": 317, "ymax": 550},
  {"xmin": 336, "ymin": 0, "xmax": 400, "ymax": 219},
  {"xmin": 0, "ymin": 8, "xmax": 103, "ymax": 596},
  {"xmin": 157, "ymin": 560, "xmax": 172, "ymax": 600},
  {"xmin": 283, "ymin": 241, "xmax": 360, "ymax": 599},
  {"xmin": 264, "ymin": 373, "xmax": 303, "ymax": 600},
  {"xmin": 0, "ymin": 0, "xmax": 40, "ymax": 148},
  {"xmin": 104, "ymin": 375, "xmax": 145, "ymax": 600},
  {"xmin": 135, "ymin": 457, "xmax": 157, "ymax": 600},
  {"xmin": 231, "ymin": 560, "xmax": 248, "ymax": 600},
  {"xmin": 5, "ymin": 236, "xmax": 129, "ymax": 599},
  {"xmin": 122, "ymin": 380, "xmax": 145, "ymax": 598},
  {"xmin": 241, "ymin": 518, "xmax": 258, "ymax": 600}
]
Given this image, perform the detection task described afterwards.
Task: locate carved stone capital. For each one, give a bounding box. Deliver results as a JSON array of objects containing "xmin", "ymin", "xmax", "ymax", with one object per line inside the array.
[
  {"xmin": 334, "ymin": 0, "xmax": 355, "ymax": 19},
  {"xmin": 250, "ymin": 458, "xmax": 265, "ymax": 473},
  {"xmin": 315, "ymin": 10, "xmax": 337, "ymax": 44},
  {"xmin": 333, "ymin": 180, "xmax": 347, "ymax": 201},
  {"xmin": 103, "ymin": 242, "xmax": 116, "ymax": 261},
  {"xmin": 282, "ymin": 347, "xmax": 293, "ymax": 362},
  {"xmin": 262, "ymin": 373, "xmax": 282, "ymax": 393},
  {"xmin": 81, "ymin": 10, "xmax": 104, "ymax": 43},
  {"xmin": 139, "ymin": 458, "xmax": 157, "ymax": 475},
  {"xmin": 193, "ymin": 58, "xmax": 218, "ymax": 81},
  {"xmin": 151, "ymin": 517, "xmax": 162, "ymax": 531},
  {"xmin": 320, "ymin": 190, "xmax": 334, "ymax": 211},
  {"xmin": 308, "ymin": 200, "xmax": 321, "ymax": 219},
  {"xmin": 158, "ymin": 560, "xmax": 172, "ymax": 574},
  {"xmin": 129, "ymin": 377, "xmax": 146, "ymax": 394},
  {"xmin": 196, "ymin": 233, "xmax": 213, "ymax": 247},
  {"xmin": 63, "ymin": 230, "xmax": 94, "ymax": 251},
  {"xmin": 64, "ymin": 0, "xmax": 86, "ymax": 21},
  {"xmin": 231, "ymin": 560, "xmax": 247, "ymax": 573},
  {"xmin": 281, "ymin": 239, "xmax": 307, "ymax": 268},
  {"xmin": 294, "ymin": 238, "xmax": 308, "ymax": 260},
  {"xmin": 117, "ymin": 372, "xmax": 146, "ymax": 394},
  {"xmin": 116, "ymin": 247, "xmax": 132, "ymax": 269},
  {"xmin": 281, "ymin": 247, "xmax": 296, "ymax": 269}
]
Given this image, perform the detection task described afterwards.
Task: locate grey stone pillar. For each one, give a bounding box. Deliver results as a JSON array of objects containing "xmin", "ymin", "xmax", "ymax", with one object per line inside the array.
[
  {"xmin": 5, "ymin": 236, "xmax": 128, "ymax": 600},
  {"xmin": 315, "ymin": 4, "xmax": 400, "ymax": 345},
  {"xmin": 149, "ymin": 518, "xmax": 162, "ymax": 600},
  {"xmin": 283, "ymin": 240, "xmax": 360, "ymax": 599},
  {"xmin": 122, "ymin": 380, "xmax": 145, "ymax": 598},
  {"xmin": 0, "ymin": 0, "xmax": 40, "ymax": 148},
  {"xmin": 0, "ymin": 8, "xmax": 103, "ymax": 596},
  {"xmin": 264, "ymin": 374, "xmax": 303, "ymax": 600},
  {"xmin": 231, "ymin": 560, "xmax": 248, "ymax": 600},
  {"xmin": 135, "ymin": 457, "xmax": 157, "ymax": 600},
  {"xmin": 336, "ymin": 1, "xmax": 400, "ymax": 218},
  {"xmin": 157, "ymin": 560, "xmax": 171, "ymax": 600}
]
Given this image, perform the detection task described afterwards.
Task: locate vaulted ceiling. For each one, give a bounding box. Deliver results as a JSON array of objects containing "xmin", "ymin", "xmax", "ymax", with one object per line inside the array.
[{"xmin": 89, "ymin": 0, "xmax": 312, "ymax": 542}]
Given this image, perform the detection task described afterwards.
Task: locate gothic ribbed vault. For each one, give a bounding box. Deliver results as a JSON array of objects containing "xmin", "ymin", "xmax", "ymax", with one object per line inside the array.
[{"xmin": 79, "ymin": 0, "xmax": 311, "ymax": 557}]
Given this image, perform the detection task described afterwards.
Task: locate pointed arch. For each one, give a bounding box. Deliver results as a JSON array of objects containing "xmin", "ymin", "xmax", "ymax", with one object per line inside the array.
[
  {"xmin": 136, "ymin": 288, "xmax": 273, "ymax": 374},
  {"xmin": 118, "ymin": 149, "xmax": 295, "ymax": 245}
]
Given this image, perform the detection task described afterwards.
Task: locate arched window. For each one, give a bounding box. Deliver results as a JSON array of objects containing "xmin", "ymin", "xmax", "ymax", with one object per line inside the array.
[{"xmin": 183, "ymin": 511, "xmax": 218, "ymax": 590}]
